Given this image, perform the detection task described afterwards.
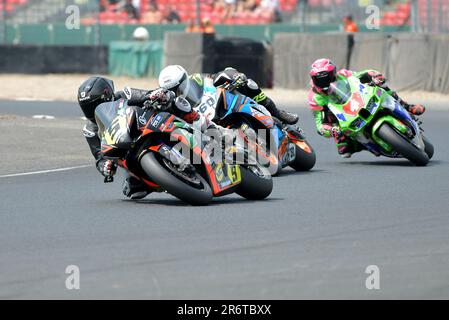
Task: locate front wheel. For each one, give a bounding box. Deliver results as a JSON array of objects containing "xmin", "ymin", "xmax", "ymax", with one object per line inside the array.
[
  {"xmin": 237, "ymin": 165, "xmax": 273, "ymax": 200},
  {"xmin": 289, "ymin": 141, "xmax": 316, "ymax": 171},
  {"xmin": 423, "ymin": 135, "xmax": 434, "ymax": 159},
  {"xmin": 377, "ymin": 123, "xmax": 429, "ymax": 166},
  {"xmin": 140, "ymin": 153, "xmax": 213, "ymax": 205}
]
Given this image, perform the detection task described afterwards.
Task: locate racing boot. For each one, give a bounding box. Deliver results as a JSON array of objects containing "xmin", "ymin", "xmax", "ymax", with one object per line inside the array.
[
  {"xmin": 336, "ymin": 135, "xmax": 364, "ymax": 158},
  {"xmin": 260, "ymin": 96, "xmax": 298, "ymax": 125},
  {"xmin": 331, "ymin": 126, "xmax": 351, "ymax": 158},
  {"xmin": 122, "ymin": 175, "xmax": 152, "ymax": 200},
  {"xmin": 407, "ymin": 104, "xmax": 426, "ymax": 116},
  {"xmin": 337, "ymin": 137, "xmax": 352, "ymax": 158}
]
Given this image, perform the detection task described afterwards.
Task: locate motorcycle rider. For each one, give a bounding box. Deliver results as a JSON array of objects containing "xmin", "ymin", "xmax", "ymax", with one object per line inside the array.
[
  {"xmin": 157, "ymin": 65, "xmax": 299, "ymax": 125},
  {"xmin": 307, "ymin": 58, "xmax": 426, "ymax": 158},
  {"xmin": 77, "ymin": 76, "xmax": 204, "ymax": 200}
]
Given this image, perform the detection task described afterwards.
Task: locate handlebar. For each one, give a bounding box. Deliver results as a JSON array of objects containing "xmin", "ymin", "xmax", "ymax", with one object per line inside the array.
[{"xmin": 223, "ymin": 82, "xmax": 238, "ymax": 92}]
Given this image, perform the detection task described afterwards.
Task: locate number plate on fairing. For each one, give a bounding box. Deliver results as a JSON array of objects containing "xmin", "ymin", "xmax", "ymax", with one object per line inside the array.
[
  {"xmin": 195, "ymin": 78, "xmax": 218, "ymax": 121},
  {"xmin": 281, "ymin": 143, "xmax": 296, "ymax": 166},
  {"xmin": 210, "ymin": 162, "xmax": 241, "ymax": 193}
]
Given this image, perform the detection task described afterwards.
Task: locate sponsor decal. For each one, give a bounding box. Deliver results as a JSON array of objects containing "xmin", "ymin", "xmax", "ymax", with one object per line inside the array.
[
  {"xmin": 151, "ymin": 114, "xmax": 163, "ymax": 127},
  {"xmin": 124, "ymin": 87, "xmax": 132, "ymax": 100},
  {"xmin": 138, "ymin": 114, "xmax": 147, "ymax": 125},
  {"xmin": 227, "ymin": 165, "xmax": 241, "ymax": 184},
  {"xmin": 253, "ymin": 92, "xmax": 266, "ymax": 103},
  {"xmin": 343, "ymin": 93, "xmax": 364, "ymax": 116},
  {"xmin": 78, "ymin": 95, "xmax": 90, "ymax": 102},
  {"xmin": 215, "ymin": 164, "xmax": 224, "ymax": 182}
]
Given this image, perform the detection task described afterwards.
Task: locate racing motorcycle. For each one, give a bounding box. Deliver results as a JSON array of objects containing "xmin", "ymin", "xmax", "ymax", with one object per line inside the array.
[
  {"xmin": 326, "ymin": 76, "xmax": 434, "ymax": 166},
  {"xmin": 176, "ymin": 76, "xmax": 316, "ymax": 175},
  {"xmin": 95, "ymin": 97, "xmax": 273, "ymax": 206}
]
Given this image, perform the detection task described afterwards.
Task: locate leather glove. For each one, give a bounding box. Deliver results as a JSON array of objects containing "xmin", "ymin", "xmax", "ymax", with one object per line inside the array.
[
  {"xmin": 148, "ymin": 88, "xmax": 173, "ymax": 104},
  {"xmin": 233, "ymin": 72, "xmax": 248, "ymax": 87},
  {"xmin": 96, "ymin": 159, "xmax": 117, "ymax": 177},
  {"xmin": 368, "ymin": 71, "xmax": 386, "ymax": 86},
  {"xmin": 331, "ymin": 126, "xmax": 342, "ymax": 139},
  {"xmin": 145, "ymin": 89, "xmax": 175, "ymax": 110}
]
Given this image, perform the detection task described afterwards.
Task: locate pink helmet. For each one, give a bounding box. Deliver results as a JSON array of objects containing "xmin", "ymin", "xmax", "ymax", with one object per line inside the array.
[{"xmin": 310, "ymin": 58, "xmax": 337, "ymax": 92}]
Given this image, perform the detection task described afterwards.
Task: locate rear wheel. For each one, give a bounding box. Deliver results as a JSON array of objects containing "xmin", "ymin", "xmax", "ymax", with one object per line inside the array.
[
  {"xmin": 377, "ymin": 123, "xmax": 429, "ymax": 166},
  {"xmin": 237, "ymin": 165, "xmax": 273, "ymax": 200},
  {"xmin": 140, "ymin": 153, "xmax": 213, "ymax": 205},
  {"xmin": 289, "ymin": 141, "xmax": 316, "ymax": 171}
]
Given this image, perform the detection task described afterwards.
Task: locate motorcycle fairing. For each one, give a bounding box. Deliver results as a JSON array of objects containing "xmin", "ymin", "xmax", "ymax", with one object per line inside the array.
[{"xmin": 96, "ymin": 99, "xmax": 133, "ymax": 158}]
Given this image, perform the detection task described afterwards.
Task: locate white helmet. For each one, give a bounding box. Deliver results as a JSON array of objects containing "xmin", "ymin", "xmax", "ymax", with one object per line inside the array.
[{"xmin": 158, "ymin": 65, "xmax": 188, "ymax": 91}]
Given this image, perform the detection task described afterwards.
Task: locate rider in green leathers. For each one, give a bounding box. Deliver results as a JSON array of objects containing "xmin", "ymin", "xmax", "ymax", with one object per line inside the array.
[{"xmin": 307, "ymin": 58, "xmax": 426, "ymax": 158}]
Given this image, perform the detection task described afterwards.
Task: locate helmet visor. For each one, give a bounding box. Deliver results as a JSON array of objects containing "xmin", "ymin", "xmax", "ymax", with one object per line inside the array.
[
  {"xmin": 105, "ymin": 78, "xmax": 115, "ymax": 92},
  {"xmin": 177, "ymin": 78, "xmax": 203, "ymax": 108},
  {"xmin": 312, "ymin": 71, "xmax": 336, "ymax": 90}
]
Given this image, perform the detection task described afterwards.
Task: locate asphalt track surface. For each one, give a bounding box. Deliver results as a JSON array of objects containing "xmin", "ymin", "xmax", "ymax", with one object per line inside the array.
[{"xmin": 1, "ymin": 99, "xmax": 449, "ymax": 299}]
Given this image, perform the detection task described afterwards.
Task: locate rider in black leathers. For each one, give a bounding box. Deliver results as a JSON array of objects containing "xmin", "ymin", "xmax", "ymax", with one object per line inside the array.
[
  {"xmin": 208, "ymin": 67, "xmax": 298, "ymax": 125},
  {"xmin": 78, "ymin": 76, "xmax": 202, "ymax": 199}
]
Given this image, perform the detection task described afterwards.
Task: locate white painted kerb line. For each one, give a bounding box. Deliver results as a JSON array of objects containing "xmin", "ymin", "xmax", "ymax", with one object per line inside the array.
[
  {"xmin": 32, "ymin": 115, "xmax": 56, "ymax": 120},
  {"xmin": 15, "ymin": 97, "xmax": 56, "ymax": 102},
  {"xmin": 0, "ymin": 165, "xmax": 91, "ymax": 178}
]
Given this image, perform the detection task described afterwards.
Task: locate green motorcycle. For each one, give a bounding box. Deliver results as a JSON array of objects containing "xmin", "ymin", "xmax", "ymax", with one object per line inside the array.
[{"xmin": 326, "ymin": 76, "xmax": 433, "ymax": 166}]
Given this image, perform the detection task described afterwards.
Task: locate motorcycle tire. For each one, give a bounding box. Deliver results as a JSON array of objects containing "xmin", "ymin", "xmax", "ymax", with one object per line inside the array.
[
  {"xmin": 237, "ymin": 164, "xmax": 273, "ymax": 200},
  {"xmin": 423, "ymin": 135, "xmax": 434, "ymax": 159},
  {"xmin": 377, "ymin": 123, "xmax": 429, "ymax": 166},
  {"xmin": 140, "ymin": 153, "xmax": 213, "ymax": 206},
  {"xmin": 289, "ymin": 141, "xmax": 316, "ymax": 172}
]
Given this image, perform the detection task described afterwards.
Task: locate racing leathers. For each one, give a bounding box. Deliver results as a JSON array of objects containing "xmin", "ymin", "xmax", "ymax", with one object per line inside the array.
[
  {"xmin": 307, "ymin": 69, "xmax": 426, "ymax": 157},
  {"xmin": 83, "ymin": 86, "xmax": 203, "ymax": 199},
  {"xmin": 199, "ymin": 68, "xmax": 299, "ymax": 125}
]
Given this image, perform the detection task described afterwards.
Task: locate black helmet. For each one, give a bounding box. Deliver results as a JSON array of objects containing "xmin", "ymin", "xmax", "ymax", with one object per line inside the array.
[
  {"xmin": 77, "ymin": 76, "xmax": 115, "ymax": 121},
  {"xmin": 213, "ymin": 67, "xmax": 238, "ymax": 87}
]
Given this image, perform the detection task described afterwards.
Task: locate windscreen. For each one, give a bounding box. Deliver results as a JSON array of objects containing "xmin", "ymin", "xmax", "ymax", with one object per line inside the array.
[
  {"xmin": 94, "ymin": 101, "xmax": 121, "ymax": 138},
  {"xmin": 328, "ymin": 79, "xmax": 352, "ymax": 105},
  {"xmin": 177, "ymin": 78, "xmax": 204, "ymax": 108}
]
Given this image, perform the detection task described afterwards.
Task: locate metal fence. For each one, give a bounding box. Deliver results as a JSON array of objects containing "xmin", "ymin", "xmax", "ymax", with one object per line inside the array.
[
  {"xmin": 293, "ymin": 0, "xmax": 448, "ymax": 33},
  {"xmin": 413, "ymin": 0, "xmax": 449, "ymax": 33},
  {"xmin": 0, "ymin": 0, "xmax": 447, "ymax": 45}
]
